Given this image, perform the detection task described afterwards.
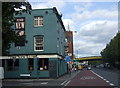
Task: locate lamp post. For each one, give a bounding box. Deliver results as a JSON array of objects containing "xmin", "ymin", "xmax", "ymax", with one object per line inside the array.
[{"xmin": 77, "ymin": 49, "xmax": 80, "ymax": 58}]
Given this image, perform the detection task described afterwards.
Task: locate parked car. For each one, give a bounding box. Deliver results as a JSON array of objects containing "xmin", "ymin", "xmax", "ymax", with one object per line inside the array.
[{"xmin": 87, "ymin": 66, "xmax": 91, "ymax": 70}]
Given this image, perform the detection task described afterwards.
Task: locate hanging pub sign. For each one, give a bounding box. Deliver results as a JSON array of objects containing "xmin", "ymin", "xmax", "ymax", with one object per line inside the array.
[{"xmin": 15, "ymin": 17, "xmax": 25, "ymax": 46}]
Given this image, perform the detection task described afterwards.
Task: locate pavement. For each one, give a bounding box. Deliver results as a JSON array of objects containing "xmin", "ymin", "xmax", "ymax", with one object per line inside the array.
[
  {"xmin": 2, "ymin": 70, "xmax": 80, "ymax": 81},
  {"xmin": 1, "ymin": 70, "xmax": 80, "ymax": 87}
]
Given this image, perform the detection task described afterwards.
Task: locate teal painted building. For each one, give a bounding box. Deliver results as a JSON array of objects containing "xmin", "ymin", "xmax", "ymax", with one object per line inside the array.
[{"xmin": 3, "ymin": 7, "xmax": 68, "ymax": 78}]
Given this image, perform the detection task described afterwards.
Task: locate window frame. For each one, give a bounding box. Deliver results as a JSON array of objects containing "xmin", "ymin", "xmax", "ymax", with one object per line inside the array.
[
  {"xmin": 6, "ymin": 59, "xmax": 19, "ymax": 71},
  {"xmin": 37, "ymin": 58, "xmax": 49, "ymax": 71},
  {"xmin": 34, "ymin": 16, "xmax": 43, "ymax": 27},
  {"xmin": 34, "ymin": 35, "xmax": 44, "ymax": 51},
  {"xmin": 28, "ymin": 58, "xmax": 34, "ymax": 71}
]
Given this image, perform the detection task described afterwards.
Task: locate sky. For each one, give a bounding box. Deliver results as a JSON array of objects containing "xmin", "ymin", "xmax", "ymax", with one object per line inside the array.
[{"xmin": 29, "ymin": 0, "xmax": 118, "ymax": 57}]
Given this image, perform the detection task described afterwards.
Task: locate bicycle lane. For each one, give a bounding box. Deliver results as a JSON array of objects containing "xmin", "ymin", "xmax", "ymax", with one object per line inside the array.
[{"xmin": 64, "ymin": 69, "xmax": 114, "ymax": 88}]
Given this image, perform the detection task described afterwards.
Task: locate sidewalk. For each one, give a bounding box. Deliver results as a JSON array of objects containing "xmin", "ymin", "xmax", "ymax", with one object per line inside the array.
[
  {"xmin": 57, "ymin": 70, "xmax": 80, "ymax": 80},
  {"xmin": 2, "ymin": 70, "xmax": 80, "ymax": 82}
]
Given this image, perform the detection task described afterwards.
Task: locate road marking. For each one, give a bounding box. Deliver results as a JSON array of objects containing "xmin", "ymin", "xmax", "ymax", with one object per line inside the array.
[
  {"xmin": 103, "ymin": 79, "xmax": 107, "ymax": 81},
  {"xmin": 80, "ymin": 76, "xmax": 95, "ymax": 80},
  {"xmin": 109, "ymin": 83, "xmax": 114, "ymax": 86},
  {"xmin": 64, "ymin": 80, "xmax": 71, "ymax": 86},
  {"xmin": 91, "ymin": 70, "xmax": 115, "ymax": 86},
  {"xmin": 106, "ymin": 81, "xmax": 110, "ymax": 83},
  {"xmin": 61, "ymin": 80, "xmax": 68, "ymax": 85},
  {"xmin": 41, "ymin": 82, "xmax": 48, "ymax": 84},
  {"xmin": 22, "ymin": 83, "xmax": 33, "ymax": 85}
]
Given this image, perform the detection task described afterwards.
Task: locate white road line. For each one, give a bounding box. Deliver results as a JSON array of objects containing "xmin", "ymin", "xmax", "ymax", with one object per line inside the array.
[
  {"xmin": 22, "ymin": 83, "xmax": 33, "ymax": 85},
  {"xmin": 64, "ymin": 80, "xmax": 71, "ymax": 86},
  {"xmin": 103, "ymin": 79, "xmax": 107, "ymax": 81},
  {"xmin": 109, "ymin": 83, "xmax": 114, "ymax": 86},
  {"xmin": 61, "ymin": 80, "xmax": 68, "ymax": 85},
  {"xmin": 41, "ymin": 82, "xmax": 48, "ymax": 84},
  {"xmin": 91, "ymin": 70, "xmax": 115, "ymax": 86}
]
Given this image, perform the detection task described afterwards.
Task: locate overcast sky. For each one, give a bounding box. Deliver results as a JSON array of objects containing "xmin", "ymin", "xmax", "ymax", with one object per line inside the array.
[{"xmin": 29, "ymin": 0, "xmax": 118, "ymax": 57}]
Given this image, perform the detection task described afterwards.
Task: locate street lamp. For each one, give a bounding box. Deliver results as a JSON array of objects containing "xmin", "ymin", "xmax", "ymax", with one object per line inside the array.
[{"xmin": 77, "ymin": 49, "xmax": 80, "ymax": 58}]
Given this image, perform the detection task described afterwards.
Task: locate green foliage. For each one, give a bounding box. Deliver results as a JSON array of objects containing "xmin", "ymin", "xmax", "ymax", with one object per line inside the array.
[
  {"xmin": 89, "ymin": 60, "xmax": 103, "ymax": 65},
  {"xmin": 101, "ymin": 33, "xmax": 120, "ymax": 67},
  {"xmin": 2, "ymin": 2, "xmax": 32, "ymax": 55}
]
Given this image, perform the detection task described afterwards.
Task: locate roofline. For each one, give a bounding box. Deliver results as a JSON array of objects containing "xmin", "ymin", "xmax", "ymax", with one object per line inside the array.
[
  {"xmin": 32, "ymin": 8, "xmax": 53, "ymax": 11},
  {"xmin": 53, "ymin": 7, "xmax": 66, "ymax": 31}
]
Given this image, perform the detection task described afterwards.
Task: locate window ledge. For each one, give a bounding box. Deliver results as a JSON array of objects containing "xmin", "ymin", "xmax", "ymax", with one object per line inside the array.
[
  {"xmin": 34, "ymin": 50, "xmax": 44, "ymax": 52},
  {"xmin": 34, "ymin": 26, "xmax": 44, "ymax": 28}
]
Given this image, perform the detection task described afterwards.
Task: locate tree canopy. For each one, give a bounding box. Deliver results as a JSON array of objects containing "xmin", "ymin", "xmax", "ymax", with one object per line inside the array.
[
  {"xmin": 101, "ymin": 33, "xmax": 120, "ymax": 68},
  {"xmin": 2, "ymin": 2, "xmax": 32, "ymax": 55}
]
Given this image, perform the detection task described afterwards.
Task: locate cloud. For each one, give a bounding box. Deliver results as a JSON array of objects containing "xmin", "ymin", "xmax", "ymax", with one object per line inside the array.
[
  {"xmin": 69, "ymin": 5, "xmax": 118, "ymax": 22},
  {"xmin": 74, "ymin": 20, "xmax": 118, "ymax": 57},
  {"xmin": 74, "ymin": 41, "xmax": 105, "ymax": 56},
  {"xmin": 30, "ymin": 0, "xmax": 66, "ymax": 12},
  {"xmin": 29, "ymin": 0, "xmax": 119, "ymax": 2},
  {"xmin": 62, "ymin": 19, "xmax": 74, "ymax": 31},
  {"xmin": 74, "ymin": 2, "xmax": 93, "ymax": 12},
  {"xmin": 75, "ymin": 20, "xmax": 118, "ymax": 43},
  {"xmin": 66, "ymin": 2, "xmax": 118, "ymax": 57}
]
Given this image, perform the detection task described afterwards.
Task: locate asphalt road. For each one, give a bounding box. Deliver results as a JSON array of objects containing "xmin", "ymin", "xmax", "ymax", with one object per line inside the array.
[
  {"xmin": 1, "ymin": 68, "xmax": 119, "ymax": 88},
  {"xmin": 92, "ymin": 67, "xmax": 119, "ymax": 86},
  {"xmin": 64, "ymin": 69, "xmax": 114, "ymax": 88}
]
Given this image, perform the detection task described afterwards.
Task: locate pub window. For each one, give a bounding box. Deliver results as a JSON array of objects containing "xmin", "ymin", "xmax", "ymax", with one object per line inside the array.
[
  {"xmin": 28, "ymin": 58, "xmax": 34, "ymax": 71},
  {"xmin": 34, "ymin": 16, "xmax": 43, "ymax": 27},
  {"xmin": 14, "ymin": 59, "xmax": 19, "ymax": 71},
  {"xmin": 34, "ymin": 35, "xmax": 44, "ymax": 51},
  {"xmin": 38, "ymin": 58, "xmax": 48, "ymax": 70},
  {"xmin": 7, "ymin": 59, "xmax": 19, "ymax": 71},
  {"xmin": 7, "ymin": 59, "xmax": 13, "ymax": 71}
]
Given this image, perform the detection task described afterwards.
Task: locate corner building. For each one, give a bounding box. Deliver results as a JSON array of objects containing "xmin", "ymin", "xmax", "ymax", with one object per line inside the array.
[{"xmin": 3, "ymin": 7, "xmax": 68, "ymax": 78}]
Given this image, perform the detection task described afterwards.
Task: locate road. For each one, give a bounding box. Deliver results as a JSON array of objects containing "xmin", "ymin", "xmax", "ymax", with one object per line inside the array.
[
  {"xmin": 64, "ymin": 69, "xmax": 116, "ymax": 88},
  {"xmin": 92, "ymin": 67, "xmax": 119, "ymax": 86},
  {"xmin": 2, "ymin": 68, "xmax": 119, "ymax": 88}
]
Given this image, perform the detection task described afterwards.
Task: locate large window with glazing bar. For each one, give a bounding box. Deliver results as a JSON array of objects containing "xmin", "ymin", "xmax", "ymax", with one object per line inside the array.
[
  {"xmin": 37, "ymin": 58, "xmax": 48, "ymax": 71},
  {"xmin": 34, "ymin": 35, "xmax": 44, "ymax": 51},
  {"xmin": 34, "ymin": 16, "xmax": 43, "ymax": 27},
  {"xmin": 7, "ymin": 59, "xmax": 19, "ymax": 71}
]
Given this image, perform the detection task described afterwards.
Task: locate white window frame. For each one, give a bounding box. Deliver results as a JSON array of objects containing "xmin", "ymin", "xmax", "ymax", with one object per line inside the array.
[
  {"xmin": 34, "ymin": 36, "xmax": 44, "ymax": 51},
  {"xmin": 34, "ymin": 16, "xmax": 43, "ymax": 27}
]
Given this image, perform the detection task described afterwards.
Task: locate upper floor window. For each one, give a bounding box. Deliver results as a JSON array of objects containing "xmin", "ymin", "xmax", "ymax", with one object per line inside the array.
[
  {"xmin": 34, "ymin": 16, "xmax": 43, "ymax": 27},
  {"xmin": 34, "ymin": 35, "xmax": 44, "ymax": 51}
]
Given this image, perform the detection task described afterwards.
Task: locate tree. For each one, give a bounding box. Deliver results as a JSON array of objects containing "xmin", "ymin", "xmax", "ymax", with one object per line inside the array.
[
  {"xmin": 2, "ymin": 2, "xmax": 32, "ymax": 55},
  {"xmin": 101, "ymin": 33, "xmax": 120, "ymax": 68}
]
